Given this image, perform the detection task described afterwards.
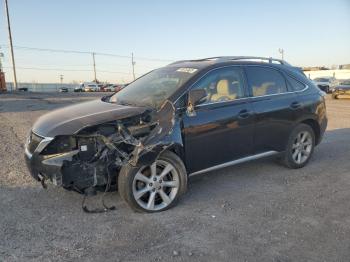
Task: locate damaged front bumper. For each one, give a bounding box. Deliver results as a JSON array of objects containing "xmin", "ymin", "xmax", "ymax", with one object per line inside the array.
[
  {"xmin": 24, "ymin": 100, "xmax": 178, "ymax": 193},
  {"xmin": 25, "ymin": 135, "xmax": 110, "ymax": 191},
  {"xmin": 25, "ymin": 134, "xmax": 69, "ymax": 186}
]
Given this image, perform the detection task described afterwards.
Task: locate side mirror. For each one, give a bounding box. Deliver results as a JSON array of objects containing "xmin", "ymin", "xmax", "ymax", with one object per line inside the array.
[{"xmin": 187, "ymin": 89, "xmax": 207, "ymax": 117}]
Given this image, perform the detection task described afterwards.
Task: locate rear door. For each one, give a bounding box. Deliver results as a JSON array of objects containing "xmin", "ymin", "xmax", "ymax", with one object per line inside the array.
[
  {"xmin": 244, "ymin": 66, "xmax": 300, "ymax": 153},
  {"xmin": 181, "ymin": 66, "xmax": 254, "ymax": 174}
]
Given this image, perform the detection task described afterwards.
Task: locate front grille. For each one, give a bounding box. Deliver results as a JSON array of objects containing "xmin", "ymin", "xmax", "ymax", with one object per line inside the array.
[{"xmin": 27, "ymin": 131, "xmax": 44, "ymax": 153}]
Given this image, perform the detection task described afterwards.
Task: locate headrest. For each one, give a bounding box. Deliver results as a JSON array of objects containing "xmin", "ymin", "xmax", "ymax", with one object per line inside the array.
[{"xmin": 216, "ymin": 79, "xmax": 230, "ymax": 95}]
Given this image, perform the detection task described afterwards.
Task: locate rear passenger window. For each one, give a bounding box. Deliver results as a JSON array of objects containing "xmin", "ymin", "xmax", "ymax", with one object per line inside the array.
[
  {"xmin": 286, "ymin": 75, "xmax": 306, "ymax": 91},
  {"xmin": 245, "ymin": 67, "xmax": 287, "ymax": 96}
]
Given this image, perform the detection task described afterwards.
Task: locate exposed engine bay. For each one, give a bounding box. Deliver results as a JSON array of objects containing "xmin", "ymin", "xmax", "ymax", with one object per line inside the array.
[{"xmin": 27, "ymin": 100, "xmax": 176, "ymax": 211}]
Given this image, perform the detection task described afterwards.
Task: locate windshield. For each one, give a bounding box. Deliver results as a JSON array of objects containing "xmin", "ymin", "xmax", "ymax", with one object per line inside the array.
[{"xmin": 109, "ymin": 67, "xmax": 197, "ymax": 108}]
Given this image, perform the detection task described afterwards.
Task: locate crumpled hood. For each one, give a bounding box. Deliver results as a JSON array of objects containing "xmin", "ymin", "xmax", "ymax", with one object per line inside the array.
[{"xmin": 32, "ymin": 99, "xmax": 148, "ymax": 137}]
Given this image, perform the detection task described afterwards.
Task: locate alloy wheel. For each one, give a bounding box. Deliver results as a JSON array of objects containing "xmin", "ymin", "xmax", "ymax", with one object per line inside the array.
[
  {"xmin": 132, "ymin": 160, "xmax": 180, "ymax": 211},
  {"xmin": 291, "ymin": 131, "xmax": 313, "ymax": 164}
]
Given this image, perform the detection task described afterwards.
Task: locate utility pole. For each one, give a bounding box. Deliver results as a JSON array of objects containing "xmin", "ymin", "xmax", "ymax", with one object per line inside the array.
[
  {"xmin": 0, "ymin": 49, "xmax": 3, "ymax": 72},
  {"xmin": 92, "ymin": 52, "xmax": 97, "ymax": 82},
  {"xmin": 131, "ymin": 52, "xmax": 136, "ymax": 80},
  {"xmin": 0, "ymin": 49, "xmax": 5, "ymax": 92},
  {"xmin": 278, "ymin": 48, "xmax": 284, "ymax": 60},
  {"xmin": 58, "ymin": 74, "xmax": 63, "ymax": 92},
  {"xmin": 4, "ymin": 0, "xmax": 18, "ymax": 90}
]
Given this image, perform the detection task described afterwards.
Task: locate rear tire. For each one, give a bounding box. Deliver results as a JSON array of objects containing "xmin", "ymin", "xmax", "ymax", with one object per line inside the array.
[
  {"xmin": 118, "ymin": 151, "xmax": 187, "ymax": 212},
  {"xmin": 282, "ymin": 124, "xmax": 315, "ymax": 169}
]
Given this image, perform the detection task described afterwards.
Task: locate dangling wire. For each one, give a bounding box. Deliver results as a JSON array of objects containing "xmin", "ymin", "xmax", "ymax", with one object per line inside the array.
[{"xmin": 82, "ymin": 162, "xmax": 116, "ymax": 213}]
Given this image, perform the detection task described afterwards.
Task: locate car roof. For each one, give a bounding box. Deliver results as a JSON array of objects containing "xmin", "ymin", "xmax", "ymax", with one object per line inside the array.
[
  {"xmin": 167, "ymin": 56, "xmax": 290, "ymax": 68},
  {"xmin": 166, "ymin": 56, "xmax": 304, "ymax": 78}
]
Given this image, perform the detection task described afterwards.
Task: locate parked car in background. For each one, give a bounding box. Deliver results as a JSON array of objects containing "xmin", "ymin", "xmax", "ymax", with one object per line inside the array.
[
  {"xmin": 59, "ymin": 87, "xmax": 68, "ymax": 93},
  {"xmin": 25, "ymin": 56, "xmax": 327, "ymax": 212},
  {"xmin": 74, "ymin": 86, "xmax": 84, "ymax": 92},
  {"xmin": 114, "ymin": 84, "xmax": 127, "ymax": 92},
  {"xmin": 101, "ymin": 84, "xmax": 114, "ymax": 92},
  {"xmin": 18, "ymin": 87, "xmax": 28, "ymax": 91},
  {"xmin": 84, "ymin": 83, "xmax": 101, "ymax": 92},
  {"xmin": 331, "ymin": 79, "xmax": 350, "ymax": 99},
  {"xmin": 313, "ymin": 77, "xmax": 335, "ymax": 93}
]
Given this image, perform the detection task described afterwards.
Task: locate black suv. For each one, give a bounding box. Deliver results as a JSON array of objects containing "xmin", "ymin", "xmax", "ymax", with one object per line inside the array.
[{"xmin": 25, "ymin": 56, "xmax": 327, "ymax": 212}]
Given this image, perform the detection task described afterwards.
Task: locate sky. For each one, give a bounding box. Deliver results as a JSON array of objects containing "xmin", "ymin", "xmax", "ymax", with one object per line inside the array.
[{"xmin": 0, "ymin": 0, "xmax": 350, "ymax": 83}]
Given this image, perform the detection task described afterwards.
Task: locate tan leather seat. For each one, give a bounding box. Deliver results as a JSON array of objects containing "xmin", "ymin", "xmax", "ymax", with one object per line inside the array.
[
  {"xmin": 211, "ymin": 79, "xmax": 237, "ymax": 102},
  {"xmin": 252, "ymin": 82, "xmax": 274, "ymax": 96}
]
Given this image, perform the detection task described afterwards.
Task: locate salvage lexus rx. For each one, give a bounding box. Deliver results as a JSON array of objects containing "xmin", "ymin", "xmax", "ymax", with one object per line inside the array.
[{"xmin": 25, "ymin": 56, "xmax": 327, "ymax": 212}]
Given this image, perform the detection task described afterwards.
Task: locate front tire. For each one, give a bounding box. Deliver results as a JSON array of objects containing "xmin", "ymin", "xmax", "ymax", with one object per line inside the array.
[
  {"xmin": 282, "ymin": 124, "xmax": 315, "ymax": 169},
  {"xmin": 118, "ymin": 151, "xmax": 187, "ymax": 212}
]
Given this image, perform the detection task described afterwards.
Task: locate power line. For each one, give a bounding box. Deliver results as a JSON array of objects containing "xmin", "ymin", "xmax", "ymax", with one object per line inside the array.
[
  {"xmin": 5, "ymin": 60, "xmax": 160, "ymax": 69},
  {"xmin": 1, "ymin": 44, "xmax": 174, "ymax": 62},
  {"xmin": 3, "ymin": 66, "xmax": 91, "ymax": 72},
  {"xmin": 0, "ymin": 44, "xmax": 172, "ymax": 82},
  {"xmin": 11, "ymin": 45, "xmax": 92, "ymax": 55},
  {"xmin": 2, "ymin": 66, "xmax": 131, "ymax": 74},
  {"xmin": 97, "ymin": 69, "xmax": 131, "ymax": 74},
  {"xmin": 1, "ymin": 60, "xmax": 136, "ymax": 68},
  {"xmin": 2, "ymin": 62, "xmax": 93, "ymax": 67}
]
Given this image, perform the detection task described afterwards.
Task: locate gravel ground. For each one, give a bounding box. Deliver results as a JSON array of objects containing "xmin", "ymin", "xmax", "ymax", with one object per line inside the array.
[{"xmin": 0, "ymin": 92, "xmax": 350, "ymax": 262}]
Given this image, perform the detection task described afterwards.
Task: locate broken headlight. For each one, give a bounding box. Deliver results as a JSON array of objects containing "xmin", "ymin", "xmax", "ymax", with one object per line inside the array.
[{"xmin": 41, "ymin": 136, "xmax": 77, "ymax": 155}]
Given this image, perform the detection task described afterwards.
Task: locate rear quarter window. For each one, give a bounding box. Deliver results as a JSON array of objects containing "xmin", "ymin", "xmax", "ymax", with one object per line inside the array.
[
  {"xmin": 245, "ymin": 66, "xmax": 287, "ymax": 96},
  {"xmin": 286, "ymin": 75, "xmax": 307, "ymax": 91}
]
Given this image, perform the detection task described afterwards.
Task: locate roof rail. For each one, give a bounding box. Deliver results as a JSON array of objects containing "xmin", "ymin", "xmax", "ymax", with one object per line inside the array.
[
  {"xmin": 168, "ymin": 56, "xmax": 291, "ymax": 66},
  {"xmin": 168, "ymin": 60, "xmax": 190, "ymax": 65},
  {"xmin": 203, "ymin": 56, "xmax": 291, "ymax": 66}
]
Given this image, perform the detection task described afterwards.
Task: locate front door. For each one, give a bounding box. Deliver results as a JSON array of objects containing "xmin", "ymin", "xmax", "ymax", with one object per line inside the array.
[{"xmin": 181, "ymin": 66, "xmax": 254, "ymax": 174}]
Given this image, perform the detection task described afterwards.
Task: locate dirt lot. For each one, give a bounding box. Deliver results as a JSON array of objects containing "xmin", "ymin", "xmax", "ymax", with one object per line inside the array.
[{"xmin": 1, "ymin": 92, "xmax": 350, "ymax": 262}]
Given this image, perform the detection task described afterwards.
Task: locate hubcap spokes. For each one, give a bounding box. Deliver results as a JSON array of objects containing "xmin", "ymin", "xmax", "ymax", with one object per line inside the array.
[
  {"xmin": 292, "ymin": 131, "xmax": 312, "ymax": 164},
  {"xmin": 132, "ymin": 160, "xmax": 179, "ymax": 211}
]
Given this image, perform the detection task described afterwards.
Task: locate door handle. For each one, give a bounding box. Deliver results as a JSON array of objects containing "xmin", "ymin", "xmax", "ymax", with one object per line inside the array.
[
  {"xmin": 290, "ymin": 101, "xmax": 301, "ymax": 109},
  {"xmin": 238, "ymin": 109, "xmax": 251, "ymax": 119}
]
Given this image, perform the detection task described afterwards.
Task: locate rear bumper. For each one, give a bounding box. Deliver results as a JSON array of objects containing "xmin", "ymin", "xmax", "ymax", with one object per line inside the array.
[
  {"xmin": 315, "ymin": 95, "xmax": 328, "ymax": 146},
  {"xmin": 318, "ymin": 116, "xmax": 327, "ymax": 145}
]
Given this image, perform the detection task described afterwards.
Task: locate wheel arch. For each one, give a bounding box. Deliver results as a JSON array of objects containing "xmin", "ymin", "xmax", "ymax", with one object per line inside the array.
[
  {"xmin": 160, "ymin": 121, "xmax": 187, "ymax": 171},
  {"xmin": 299, "ymin": 118, "xmax": 321, "ymax": 145},
  {"xmin": 167, "ymin": 144, "xmax": 186, "ymax": 166}
]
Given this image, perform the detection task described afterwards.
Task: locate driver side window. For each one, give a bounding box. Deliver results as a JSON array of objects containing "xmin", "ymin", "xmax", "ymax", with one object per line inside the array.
[{"xmin": 191, "ymin": 67, "xmax": 246, "ymax": 105}]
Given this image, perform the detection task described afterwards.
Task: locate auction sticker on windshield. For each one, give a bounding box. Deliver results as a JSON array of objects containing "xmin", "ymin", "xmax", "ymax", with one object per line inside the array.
[{"xmin": 176, "ymin": 68, "xmax": 198, "ymax": 74}]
